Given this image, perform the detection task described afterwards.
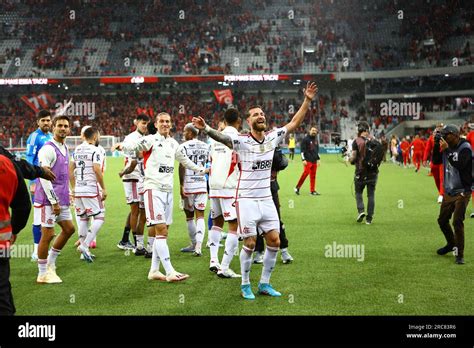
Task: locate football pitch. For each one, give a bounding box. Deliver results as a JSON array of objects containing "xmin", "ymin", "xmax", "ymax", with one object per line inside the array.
[{"xmin": 10, "ymin": 155, "xmax": 473, "ymax": 315}]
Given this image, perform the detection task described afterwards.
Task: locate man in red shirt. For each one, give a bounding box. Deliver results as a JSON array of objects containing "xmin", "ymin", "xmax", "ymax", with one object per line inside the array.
[
  {"xmin": 410, "ymin": 134, "xmax": 425, "ymax": 172},
  {"xmin": 466, "ymin": 125, "xmax": 474, "ymax": 217},
  {"xmin": 400, "ymin": 137, "xmax": 411, "ymax": 167},
  {"xmin": 423, "ymin": 124, "xmax": 444, "ymax": 203}
]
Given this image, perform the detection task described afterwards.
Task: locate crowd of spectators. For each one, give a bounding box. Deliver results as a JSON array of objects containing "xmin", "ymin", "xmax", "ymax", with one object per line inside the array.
[{"xmin": 1, "ymin": 0, "xmax": 472, "ymax": 77}]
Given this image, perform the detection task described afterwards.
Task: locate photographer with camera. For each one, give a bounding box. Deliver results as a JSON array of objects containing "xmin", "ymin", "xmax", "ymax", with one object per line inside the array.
[
  {"xmin": 432, "ymin": 125, "xmax": 473, "ymax": 265},
  {"xmin": 349, "ymin": 121, "xmax": 384, "ymax": 225},
  {"xmin": 254, "ymin": 146, "xmax": 293, "ymax": 264}
]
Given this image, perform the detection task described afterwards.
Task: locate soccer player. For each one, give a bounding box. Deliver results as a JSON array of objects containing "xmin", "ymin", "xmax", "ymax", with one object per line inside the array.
[
  {"xmin": 26, "ymin": 109, "xmax": 53, "ymax": 261},
  {"xmin": 288, "ymin": 133, "xmax": 296, "ymax": 160},
  {"xmin": 70, "ymin": 127, "xmax": 106, "ymax": 262},
  {"xmin": 192, "ymin": 81, "xmax": 318, "ymax": 299},
  {"xmin": 423, "ymin": 124, "xmax": 444, "ymax": 203},
  {"xmin": 294, "ymin": 126, "xmax": 320, "ymax": 195},
  {"xmin": 400, "ymin": 137, "xmax": 411, "ymax": 167},
  {"xmin": 117, "ymin": 114, "xmax": 150, "ymax": 255},
  {"xmin": 208, "ymin": 108, "xmax": 242, "ymax": 278},
  {"xmin": 114, "ymin": 112, "xmax": 207, "ymax": 282},
  {"xmin": 34, "ymin": 116, "xmax": 75, "ymax": 284},
  {"xmin": 178, "ymin": 123, "xmax": 210, "ymax": 256},
  {"xmin": 410, "ymin": 134, "xmax": 425, "ymax": 172}
]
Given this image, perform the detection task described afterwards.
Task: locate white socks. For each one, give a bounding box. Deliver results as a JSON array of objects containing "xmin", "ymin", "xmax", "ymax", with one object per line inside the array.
[
  {"xmin": 195, "ymin": 218, "xmax": 205, "ymax": 250},
  {"xmin": 136, "ymin": 234, "xmax": 144, "ymax": 248},
  {"xmin": 260, "ymin": 246, "xmax": 279, "ymax": 284},
  {"xmin": 47, "ymin": 247, "xmax": 61, "ymax": 266},
  {"xmin": 240, "ymin": 245, "xmax": 254, "ymax": 285},
  {"xmin": 221, "ymin": 231, "xmax": 238, "ymax": 272},
  {"xmin": 154, "ymin": 237, "xmax": 174, "ymax": 275},
  {"xmin": 209, "ymin": 226, "xmax": 222, "ymax": 263},
  {"xmin": 84, "ymin": 217, "xmax": 104, "ymax": 247},
  {"xmin": 150, "ymin": 238, "xmax": 160, "ymax": 272},
  {"xmin": 186, "ymin": 219, "xmax": 196, "ymax": 245}
]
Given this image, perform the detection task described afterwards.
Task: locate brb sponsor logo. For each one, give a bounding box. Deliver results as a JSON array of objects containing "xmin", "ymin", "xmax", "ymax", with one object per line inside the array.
[
  {"xmin": 18, "ymin": 322, "xmax": 56, "ymax": 341},
  {"xmin": 379, "ymin": 99, "xmax": 422, "ymax": 120}
]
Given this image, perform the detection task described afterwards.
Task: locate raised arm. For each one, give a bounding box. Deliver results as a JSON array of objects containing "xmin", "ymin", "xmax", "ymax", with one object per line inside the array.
[
  {"xmin": 192, "ymin": 116, "xmax": 234, "ymax": 149},
  {"xmin": 285, "ymin": 82, "xmax": 318, "ymax": 134},
  {"xmin": 112, "ymin": 135, "xmax": 154, "ymax": 153}
]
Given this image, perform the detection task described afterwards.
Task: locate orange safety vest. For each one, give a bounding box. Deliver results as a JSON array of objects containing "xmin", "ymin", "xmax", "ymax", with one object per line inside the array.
[{"xmin": 0, "ymin": 155, "xmax": 18, "ymax": 250}]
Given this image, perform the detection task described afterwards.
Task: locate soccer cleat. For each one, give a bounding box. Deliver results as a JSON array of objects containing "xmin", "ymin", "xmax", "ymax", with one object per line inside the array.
[
  {"xmin": 281, "ymin": 251, "xmax": 294, "ymax": 264},
  {"xmin": 134, "ymin": 246, "xmax": 146, "ymax": 256},
  {"xmin": 80, "ymin": 253, "xmax": 96, "ymax": 261},
  {"xmin": 310, "ymin": 191, "xmax": 321, "ymax": 196},
  {"xmin": 166, "ymin": 271, "xmax": 189, "ymax": 282},
  {"xmin": 78, "ymin": 245, "xmax": 94, "ymax": 263},
  {"xmin": 294, "ymin": 187, "xmax": 300, "ymax": 195},
  {"xmin": 365, "ymin": 219, "xmax": 372, "ymax": 225},
  {"xmin": 437, "ymin": 195, "xmax": 443, "ymax": 204},
  {"xmin": 455, "ymin": 257, "xmax": 465, "ymax": 265},
  {"xmin": 31, "ymin": 252, "xmax": 38, "ymax": 262},
  {"xmin": 193, "ymin": 248, "xmax": 202, "ymax": 257},
  {"xmin": 180, "ymin": 244, "xmax": 196, "ymax": 253},
  {"xmin": 357, "ymin": 212, "xmax": 365, "ymax": 223},
  {"xmin": 144, "ymin": 246, "xmax": 153, "ymax": 258},
  {"xmin": 148, "ymin": 269, "xmax": 167, "ymax": 281},
  {"xmin": 37, "ymin": 272, "xmax": 62, "ymax": 284},
  {"xmin": 253, "ymin": 252, "xmax": 264, "ymax": 264},
  {"xmin": 89, "ymin": 240, "xmax": 97, "ymax": 249},
  {"xmin": 257, "ymin": 283, "xmax": 282, "ymax": 297},
  {"xmin": 470, "ymin": 212, "xmax": 474, "ymax": 218},
  {"xmin": 437, "ymin": 245, "xmax": 454, "ymax": 255},
  {"xmin": 209, "ymin": 260, "xmax": 221, "ymax": 273},
  {"xmin": 241, "ymin": 284, "xmax": 255, "ymax": 300},
  {"xmin": 217, "ymin": 268, "xmax": 241, "ymax": 278},
  {"xmin": 117, "ymin": 241, "xmax": 135, "ymax": 250}
]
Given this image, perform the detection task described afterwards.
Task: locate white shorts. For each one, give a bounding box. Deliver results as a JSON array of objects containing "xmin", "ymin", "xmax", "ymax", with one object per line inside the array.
[
  {"xmin": 143, "ymin": 189, "xmax": 173, "ymax": 226},
  {"xmin": 182, "ymin": 193, "xmax": 207, "ymax": 212},
  {"xmin": 210, "ymin": 197, "xmax": 237, "ymax": 221},
  {"xmin": 74, "ymin": 196, "xmax": 105, "ymax": 217},
  {"xmin": 33, "ymin": 204, "xmax": 72, "ymax": 228},
  {"xmin": 123, "ymin": 181, "xmax": 145, "ymax": 208},
  {"xmin": 235, "ymin": 199, "xmax": 279, "ymax": 237}
]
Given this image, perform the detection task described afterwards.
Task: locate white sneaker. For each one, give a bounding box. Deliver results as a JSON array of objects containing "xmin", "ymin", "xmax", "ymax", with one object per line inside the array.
[
  {"xmin": 217, "ymin": 268, "xmax": 242, "ymax": 278},
  {"xmin": 193, "ymin": 248, "xmax": 202, "ymax": 257},
  {"xmin": 148, "ymin": 269, "xmax": 166, "ymax": 281},
  {"xmin": 31, "ymin": 252, "xmax": 38, "ymax": 262},
  {"xmin": 437, "ymin": 195, "xmax": 443, "ymax": 204},
  {"xmin": 37, "ymin": 272, "xmax": 62, "ymax": 284},
  {"xmin": 166, "ymin": 270, "xmax": 189, "ymax": 282},
  {"xmin": 281, "ymin": 250, "xmax": 294, "ymax": 264},
  {"xmin": 78, "ymin": 245, "xmax": 94, "ymax": 263},
  {"xmin": 209, "ymin": 260, "xmax": 221, "ymax": 273}
]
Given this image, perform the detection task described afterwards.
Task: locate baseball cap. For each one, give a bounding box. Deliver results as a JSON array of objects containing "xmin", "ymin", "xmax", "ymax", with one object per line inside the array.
[{"xmin": 440, "ymin": 124, "xmax": 459, "ymax": 136}]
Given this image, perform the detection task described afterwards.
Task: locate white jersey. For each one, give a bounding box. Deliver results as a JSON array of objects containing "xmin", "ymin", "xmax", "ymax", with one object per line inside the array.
[
  {"xmin": 230, "ymin": 127, "xmax": 287, "ymax": 200},
  {"xmin": 180, "ymin": 139, "xmax": 210, "ymax": 194},
  {"xmin": 209, "ymin": 126, "xmax": 240, "ymax": 198},
  {"xmin": 98, "ymin": 144, "xmax": 106, "ymax": 173},
  {"xmin": 122, "ymin": 133, "xmax": 205, "ymax": 193},
  {"xmin": 122, "ymin": 130, "xmax": 145, "ymax": 181},
  {"xmin": 72, "ymin": 141, "xmax": 102, "ymax": 197}
]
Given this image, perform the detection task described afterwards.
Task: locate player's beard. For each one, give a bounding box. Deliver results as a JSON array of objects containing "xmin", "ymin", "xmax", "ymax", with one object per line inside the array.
[{"xmin": 252, "ymin": 120, "xmax": 266, "ymax": 132}]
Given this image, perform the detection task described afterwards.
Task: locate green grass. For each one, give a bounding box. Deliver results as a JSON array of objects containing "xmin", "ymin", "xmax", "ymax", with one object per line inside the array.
[{"xmin": 10, "ymin": 155, "xmax": 473, "ymax": 315}]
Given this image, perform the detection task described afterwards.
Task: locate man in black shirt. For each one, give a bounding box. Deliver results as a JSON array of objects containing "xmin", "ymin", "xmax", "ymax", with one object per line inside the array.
[
  {"xmin": 432, "ymin": 124, "xmax": 473, "ymax": 265},
  {"xmin": 294, "ymin": 127, "xmax": 320, "ymax": 195},
  {"xmin": 349, "ymin": 122, "xmax": 378, "ymax": 224}
]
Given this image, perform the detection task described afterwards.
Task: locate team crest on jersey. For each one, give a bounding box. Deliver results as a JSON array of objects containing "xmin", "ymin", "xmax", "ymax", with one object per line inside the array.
[
  {"xmin": 197, "ymin": 203, "xmax": 205, "ymax": 209},
  {"xmin": 242, "ymin": 227, "xmax": 250, "ymax": 234},
  {"xmin": 223, "ymin": 212, "xmax": 231, "ymax": 218},
  {"xmin": 156, "ymin": 214, "xmax": 163, "ymax": 220},
  {"xmin": 47, "ymin": 218, "xmax": 53, "ymax": 225}
]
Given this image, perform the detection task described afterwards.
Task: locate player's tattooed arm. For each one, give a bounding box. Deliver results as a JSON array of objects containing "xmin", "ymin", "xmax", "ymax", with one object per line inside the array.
[
  {"xmin": 192, "ymin": 116, "xmax": 233, "ymax": 149},
  {"xmin": 119, "ymin": 159, "xmax": 137, "ymax": 178}
]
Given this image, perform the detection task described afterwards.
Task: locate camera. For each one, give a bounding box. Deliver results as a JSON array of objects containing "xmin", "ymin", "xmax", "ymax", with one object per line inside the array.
[{"xmin": 434, "ymin": 130, "xmax": 442, "ymax": 143}]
